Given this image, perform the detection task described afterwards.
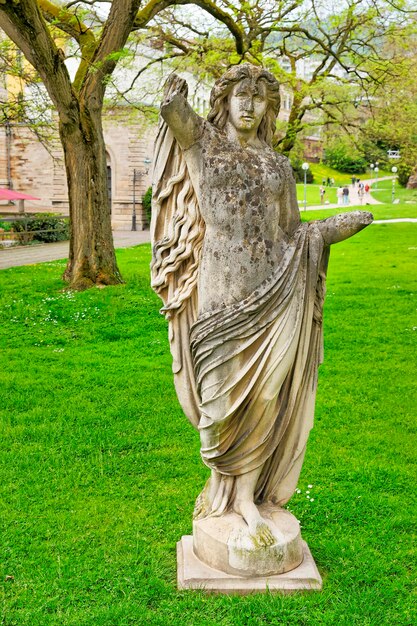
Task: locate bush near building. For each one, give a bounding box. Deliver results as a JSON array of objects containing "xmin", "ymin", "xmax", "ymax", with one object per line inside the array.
[
  {"xmin": 10, "ymin": 213, "xmax": 70, "ymax": 244},
  {"xmin": 142, "ymin": 187, "xmax": 152, "ymax": 225}
]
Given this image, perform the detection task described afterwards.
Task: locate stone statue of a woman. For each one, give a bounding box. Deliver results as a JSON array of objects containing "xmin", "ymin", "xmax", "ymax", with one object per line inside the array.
[{"xmin": 151, "ymin": 64, "xmax": 372, "ymax": 581}]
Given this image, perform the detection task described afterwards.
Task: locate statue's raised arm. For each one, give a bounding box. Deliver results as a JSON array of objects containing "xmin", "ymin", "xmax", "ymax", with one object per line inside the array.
[{"xmin": 160, "ymin": 74, "xmax": 204, "ymax": 151}]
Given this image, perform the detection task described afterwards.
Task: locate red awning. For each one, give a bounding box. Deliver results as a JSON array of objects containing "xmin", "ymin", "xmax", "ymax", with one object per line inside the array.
[{"xmin": 0, "ymin": 187, "xmax": 41, "ymax": 201}]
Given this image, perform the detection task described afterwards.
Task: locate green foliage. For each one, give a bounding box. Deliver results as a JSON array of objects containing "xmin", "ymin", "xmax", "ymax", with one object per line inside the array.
[
  {"xmin": 105, "ymin": 48, "xmax": 132, "ymax": 64},
  {"xmin": 324, "ymin": 143, "xmax": 367, "ymax": 174},
  {"xmin": 0, "ymin": 231, "xmax": 416, "ymax": 624},
  {"xmin": 397, "ymin": 162, "xmax": 414, "ymax": 187},
  {"xmin": 142, "ymin": 186, "xmax": 152, "ymax": 224},
  {"xmin": 10, "ymin": 213, "xmax": 69, "ymax": 244},
  {"xmin": 0, "ymin": 220, "xmax": 12, "ymax": 232},
  {"xmin": 291, "ymin": 158, "xmax": 314, "ymax": 183}
]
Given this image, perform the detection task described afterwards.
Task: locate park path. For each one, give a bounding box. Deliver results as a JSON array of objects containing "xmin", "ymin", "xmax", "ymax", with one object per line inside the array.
[
  {"xmin": 305, "ymin": 176, "xmax": 390, "ymax": 211},
  {"xmin": 0, "ymin": 230, "xmax": 150, "ymax": 270}
]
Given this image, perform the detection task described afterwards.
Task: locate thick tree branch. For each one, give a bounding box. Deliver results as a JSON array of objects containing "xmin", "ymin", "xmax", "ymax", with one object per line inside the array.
[
  {"xmin": 0, "ymin": 0, "xmax": 75, "ymax": 121},
  {"xmin": 81, "ymin": 0, "xmax": 142, "ymax": 102},
  {"xmin": 134, "ymin": 0, "xmax": 246, "ymax": 55},
  {"xmin": 38, "ymin": 0, "xmax": 97, "ymax": 91}
]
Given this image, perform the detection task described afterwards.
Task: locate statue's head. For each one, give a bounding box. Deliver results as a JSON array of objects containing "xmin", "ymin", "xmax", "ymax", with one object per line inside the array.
[{"xmin": 207, "ymin": 64, "xmax": 280, "ymax": 145}]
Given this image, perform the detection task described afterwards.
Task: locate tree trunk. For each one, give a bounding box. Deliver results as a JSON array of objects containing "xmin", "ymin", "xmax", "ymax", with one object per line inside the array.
[
  {"xmin": 407, "ymin": 167, "xmax": 417, "ymax": 189},
  {"xmin": 276, "ymin": 94, "xmax": 305, "ymax": 157},
  {"xmin": 60, "ymin": 103, "xmax": 123, "ymax": 290}
]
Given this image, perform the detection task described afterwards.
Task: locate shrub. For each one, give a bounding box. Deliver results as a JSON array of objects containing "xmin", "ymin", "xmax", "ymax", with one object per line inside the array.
[
  {"xmin": 142, "ymin": 187, "xmax": 152, "ymax": 225},
  {"xmin": 324, "ymin": 145, "xmax": 367, "ymax": 174},
  {"xmin": 0, "ymin": 220, "xmax": 12, "ymax": 232},
  {"xmin": 10, "ymin": 213, "xmax": 70, "ymax": 244},
  {"xmin": 396, "ymin": 162, "xmax": 414, "ymax": 187}
]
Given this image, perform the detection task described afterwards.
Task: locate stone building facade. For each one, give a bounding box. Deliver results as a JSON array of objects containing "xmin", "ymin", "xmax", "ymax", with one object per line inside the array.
[{"xmin": 0, "ymin": 108, "xmax": 155, "ymax": 230}]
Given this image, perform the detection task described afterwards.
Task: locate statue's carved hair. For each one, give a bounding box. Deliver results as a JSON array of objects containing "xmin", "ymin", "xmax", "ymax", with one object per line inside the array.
[{"xmin": 207, "ymin": 64, "xmax": 280, "ymax": 146}]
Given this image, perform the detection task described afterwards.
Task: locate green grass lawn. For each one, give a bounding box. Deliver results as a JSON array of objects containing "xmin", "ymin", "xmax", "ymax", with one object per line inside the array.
[
  {"xmin": 307, "ymin": 163, "xmax": 390, "ymax": 187},
  {"xmin": 300, "ymin": 204, "xmax": 417, "ymax": 222},
  {"xmin": 296, "ymin": 183, "xmax": 338, "ymax": 207},
  {"xmin": 370, "ymin": 178, "xmax": 417, "ymax": 206},
  {"xmin": 309, "ymin": 163, "xmax": 356, "ymax": 186},
  {"xmin": 1, "ymin": 229, "xmax": 417, "ymax": 625}
]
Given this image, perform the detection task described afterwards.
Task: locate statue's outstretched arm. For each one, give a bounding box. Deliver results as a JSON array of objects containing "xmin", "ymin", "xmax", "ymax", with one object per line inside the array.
[
  {"xmin": 315, "ymin": 210, "xmax": 373, "ymax": 246},
  {"xmin": 160, "ymin": 74, "xmax": 204, "ymax": 151}
]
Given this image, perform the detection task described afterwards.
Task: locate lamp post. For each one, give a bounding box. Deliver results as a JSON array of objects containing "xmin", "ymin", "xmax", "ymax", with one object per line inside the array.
[
  {"xmin": 302, "ymin": 162, "xmax": 309, "ymax": 211},
  {"xmin": 374, "ymin": 161, "xmax": 379, "ymax": 188},
  {"xmin": 391, "ymin": 166, "xmax": 398, "ymax": 203},
  {"xmin": 374, "ymin": 164, "xmax": 379, "ymax": 190},
  {"xmin": 370, "ymin": 163, "xmax": 374, "ymax": 179},
  {"xmin": 5, "ymin": 119, "xmax": 12, "ymax": 190},
  {"xmin": 132, "ymin": 158, "xmax": 152, "ymax": 231}
]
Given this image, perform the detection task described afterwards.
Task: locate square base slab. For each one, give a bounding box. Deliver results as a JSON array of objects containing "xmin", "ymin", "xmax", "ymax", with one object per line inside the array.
[{"xmin": 177, "ymin": 536, "xmax": 322, "ymax": 594}]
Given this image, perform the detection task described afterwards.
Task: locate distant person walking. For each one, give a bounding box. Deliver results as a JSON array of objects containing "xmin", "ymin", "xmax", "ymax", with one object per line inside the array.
[
  {"xmin": 337, "ymin": 186, "xmax": 344, "ymax": 206},
  {"xmin": 319, "ymin": 186, "xmax": 326, "ymax": 204},
  {"xmin": 343, "ymin": 186, "xmax": 350, "ymax": 205}
]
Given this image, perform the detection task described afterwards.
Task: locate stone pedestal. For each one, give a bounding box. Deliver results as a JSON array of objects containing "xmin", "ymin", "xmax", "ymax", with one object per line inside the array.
[
  {"xmin": 177, "ymin": 536, "xmax": 322, "ymax": 594},
  {"xmin": 177, "ymin": 505, "xmax": 322, "ymax": 593}
]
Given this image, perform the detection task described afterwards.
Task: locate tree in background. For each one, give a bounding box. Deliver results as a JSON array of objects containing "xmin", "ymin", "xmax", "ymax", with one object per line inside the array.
[
  {"xmin": 0, "ymin": 0, "xmax": 146, "ymax": 289},
  {"xmin": 319, "ymin": 21, "xmax": 417, "ymax": 185},
  {"xmin": 363, "ymin": 65, "xmax": 417, "ymax": 187},
  {"xmin": 145, "ymin": 0, "xmax": 415, "ymax": 156}
]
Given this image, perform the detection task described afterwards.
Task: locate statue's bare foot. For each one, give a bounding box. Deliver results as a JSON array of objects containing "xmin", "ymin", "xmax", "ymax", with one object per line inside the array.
[{"xmin": 235, "ymin": 500, "xmax": 276, "ymax": 547}]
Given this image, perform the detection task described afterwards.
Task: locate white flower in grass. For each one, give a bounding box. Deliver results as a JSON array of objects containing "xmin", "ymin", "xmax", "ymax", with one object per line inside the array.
[{"xmin": 308, "ymin": 484, "xmax": 313, "ymax": 488}]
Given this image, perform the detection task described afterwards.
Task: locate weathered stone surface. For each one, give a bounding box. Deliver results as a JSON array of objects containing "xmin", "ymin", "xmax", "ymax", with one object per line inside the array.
[
  {"xmin": 177, "ymin": 536, "xmax": 322, "ymax": 594},
  {"xmin": 193, "ymin": 506, "xmax": 303, "ymax": 577},
  {"xmin": 151, "ymin": 64, "xmax": 372, "ymax": 583}
]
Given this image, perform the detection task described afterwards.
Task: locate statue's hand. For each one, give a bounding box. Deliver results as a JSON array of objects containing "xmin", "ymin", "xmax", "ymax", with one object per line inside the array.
[
  {"xmin": 160, "ymin": 73, "xmax": 203, "ymax": 150},
  {"xmin": 163, "ymin": 73, "xmax": 188, "ymax": 104},
  {"xmin": 316, "ymin": 210, "xmax": 373, "ymax": 246}
]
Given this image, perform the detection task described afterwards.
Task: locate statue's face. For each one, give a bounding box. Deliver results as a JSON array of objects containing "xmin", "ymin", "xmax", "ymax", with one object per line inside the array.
[{"xmin": 228, "ymin": 79, "xmax": 268, "ymax": 133}]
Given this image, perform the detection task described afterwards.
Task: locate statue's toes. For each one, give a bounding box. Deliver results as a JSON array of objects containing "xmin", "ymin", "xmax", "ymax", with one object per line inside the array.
[{"xmin": 257, "ymin": 523, "xmax": 276, "ymax": 547}]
